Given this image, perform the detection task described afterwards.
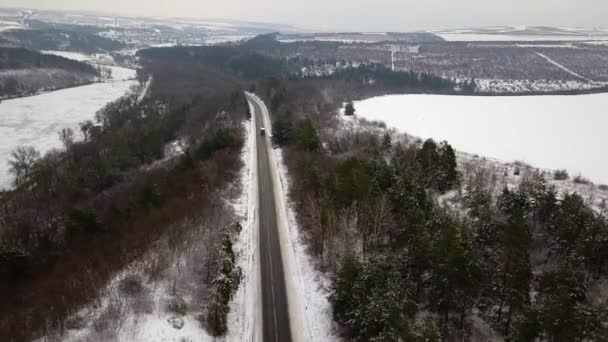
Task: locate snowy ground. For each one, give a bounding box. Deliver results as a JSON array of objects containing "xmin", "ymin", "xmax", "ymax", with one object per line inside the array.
[
  {"xmin": 226, "ymin": 105, "xmax": 261, "ymax": 342},
  {"xmin": 37, "ymin": 114, "xmax": 255, "ymax": 342},
  {"xmin": 436, "ymin": 33, "xmax": 608, "ymax": 42},
  {"xmin": 353, "ymin": 93, "xmax": 608, "ymax": 185},
  {"xmin": 0, "ymin": 79, "xmax": 138, "ymax": 189},
  {"xmin": 472, "ymin": 78, "xmax": 603, "ymax": 93},
  {"xmin": 0, "ymin": 49, "xmax": 138, "ymax": 189},
  {"xmin": 41, "ymin": 50, "xmax": 137, "ymax": 82},
  {"xmin": 433, "ymin": 26, "xmax": 608, "ymax": 42}
]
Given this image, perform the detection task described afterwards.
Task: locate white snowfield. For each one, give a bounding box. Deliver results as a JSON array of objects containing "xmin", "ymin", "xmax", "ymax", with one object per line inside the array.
[
  {"xmin": 0, "ymin": 79, "xmax": 137, "ymax": 189},
  {"xmin": 0, "ymin": 50, "xmax": 138, "ymax": 189},
  {"xmin": 41, "ymin": 50, "xmax": 137, "ymax": 82},
  {"xmin": 354, "ymin": 93, "xmax": 608, "ymax": 185},
  {"xmin": 436, "ymin": 33, "xmax": 608, "ymax": 42},
  {"xmin": 247, "ymin": 93, "xmax": 337, "ymax": 342}
]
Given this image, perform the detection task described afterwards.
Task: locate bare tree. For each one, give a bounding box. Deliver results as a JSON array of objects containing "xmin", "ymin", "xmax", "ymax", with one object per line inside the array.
[
  {"xmin": 79, "ymin": 120, "xmax": 94, "ymax": 141},
  {"xmin": 58, "ymin": 127, "xmax": 74, "ymax": 149},
  {"xmin": 8, "ymin": 146, "xmax": 40, "ymax": 186}
]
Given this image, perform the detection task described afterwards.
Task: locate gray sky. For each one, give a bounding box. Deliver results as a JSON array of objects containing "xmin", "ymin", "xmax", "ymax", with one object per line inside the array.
[{"xmin": 2, "ymin": 0, "xmax": 607, "ymax": 31}]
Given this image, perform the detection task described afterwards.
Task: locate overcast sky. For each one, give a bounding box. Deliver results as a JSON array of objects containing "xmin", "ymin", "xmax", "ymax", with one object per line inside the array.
[{"xmin": 2, "ymin": 0, "xmax": 607, "ymax": 31}]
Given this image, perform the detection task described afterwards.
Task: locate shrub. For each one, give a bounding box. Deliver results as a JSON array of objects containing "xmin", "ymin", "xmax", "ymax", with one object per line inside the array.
[
  {"xmin": 344, "ymin": 101, "xmax": 355, "ymax": 116},
  {"xmin": 168, "ymin": 296, "xmax": 188, "ymax": 316},
  {"xmin": 196, "ymin": 129, "xmax": 239, "ymax": 161},
  {"xmin": 573, "ymin": 174, "xmax": 591, "ymax": 185},
  {"xmin": 554, "ymin": 169, "xmax": 569, "ymax": 180},
  {"xmin": 598, "ymin": 184, "xmax": 608, "ymax": 191},
  {"xmin": 65, "ymin": 208, "xmax": 100, "ymax": 236}
]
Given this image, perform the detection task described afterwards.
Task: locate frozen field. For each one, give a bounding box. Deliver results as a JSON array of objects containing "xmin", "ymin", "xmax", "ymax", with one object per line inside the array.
[
  {"xmin": 0, "ymin": 79, "xmax": 137, "ymax": 189},
  {"xmin": 354, "ymin": 93, "xmax": 608, "ymax": 184}
]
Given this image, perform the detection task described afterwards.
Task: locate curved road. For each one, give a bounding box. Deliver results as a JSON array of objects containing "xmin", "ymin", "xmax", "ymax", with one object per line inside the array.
[{"xmin": 245, "ymin": 93, "xmax": 292, "ymax": 342}]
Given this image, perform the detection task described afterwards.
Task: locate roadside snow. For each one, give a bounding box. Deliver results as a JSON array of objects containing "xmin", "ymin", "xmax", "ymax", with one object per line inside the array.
[
  {"xmin": 353, "ymin": 93, "xmax": 608, "ymax": 184},
  {"xmin": 226, "ymin": 103, "xmax": 262, "ymax": 342}
]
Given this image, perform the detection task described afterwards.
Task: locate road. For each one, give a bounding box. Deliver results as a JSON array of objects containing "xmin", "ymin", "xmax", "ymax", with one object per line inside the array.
[{"xmin": 246, "ymin": 93, "xmax": 292, "ymax": 342}]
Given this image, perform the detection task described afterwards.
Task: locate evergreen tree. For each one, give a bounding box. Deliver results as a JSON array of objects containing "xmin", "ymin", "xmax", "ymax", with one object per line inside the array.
[
  {"xmin": 381, "ymin": 132, "xmax": 392, "ymax": 151},
  {"xmin": 330, "ymin": 254, "xmax": 414, "ymax": 341},
  {"xmin": 495, "ymin": 208, "xmax": 532, "ymax": 337},
  {"xmin": 514, "ymin": 265, "xmax": 607, "ymax": 341},
  {"xmin": 437, "ymin": 141, "xmax": 459, "ymax": 191},
  {"xmin": 429, "ymin": 215, "xmax": 481, "ymax": 330},
  {"xmin": 271, "ymin": 116, "xmax": 295, "ymax": 146},
  {"xmin": 295, "ymin": 118, "xmax": 321, "ymax": 152},
  {"xmin": 344, "ymin": 101, "xmax": 356, "ymax": 116}
]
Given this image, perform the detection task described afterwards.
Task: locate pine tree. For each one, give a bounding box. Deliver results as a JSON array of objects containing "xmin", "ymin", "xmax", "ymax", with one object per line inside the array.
[
  {"xmin": 381, "ymin": 132, "xmax": 392, "ymax": 151},
  {"xmin": 271, "ymin": 117, "xmax": 295, "ymax": 146},
  {"xmin": 437, "ymin": 141, "xmax": 459, "ymax": 191},
  {"xmin": 295, "ymin": 118, "xmax": 321, "ymax": 152},
  {"xmin": 344, "ymin": 101, "xmax": 356, "ymax": 116},
  {"xmin": 429, "ymin": 215, "xmax": 481, "ymax": 330},
  {"xmin": 495, "ymin": 208, "xmax": 532, "ymax": 337}
]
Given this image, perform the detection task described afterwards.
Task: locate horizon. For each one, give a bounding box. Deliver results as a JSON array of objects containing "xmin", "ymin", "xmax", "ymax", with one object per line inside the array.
[{"xmin": 1, "ymin": 1, "xmax": 607, "ymax": 32}]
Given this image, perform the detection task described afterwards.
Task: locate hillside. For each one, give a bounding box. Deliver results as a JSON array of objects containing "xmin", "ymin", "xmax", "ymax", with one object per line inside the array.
[
  {"xmin": 0, "ymin": 28, "xmax": 125, "ymax": 53},
  {"xmin": 0, "ymin": 47, "xmax": 99, "ymax": 98}
]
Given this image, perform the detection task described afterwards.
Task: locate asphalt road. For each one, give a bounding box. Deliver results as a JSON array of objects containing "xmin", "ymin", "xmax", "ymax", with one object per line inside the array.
[{"xmin": 246, "ymin": 93, "xmax": 292, "ymax": 342}]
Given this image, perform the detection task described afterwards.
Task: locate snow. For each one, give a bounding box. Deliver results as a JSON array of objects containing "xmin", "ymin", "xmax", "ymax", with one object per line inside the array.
[
  {"xmin": 41, "ymin": 50, "xmax": 137, "ymax": 82},
  {"xmin": 0, "ymin": 79, "xmax": 138, "ymax": 189},
  {"xmin": 226, "ymin": 100, "xmax": 262, "ymax": 341},
  {"xmin": 353, "ymin": 93, "xmax": 608, "ymax": 184},
  {"xmin": 247, "ymin": 93, "xmax": 337, "ymax": 342},
  {"xmin": 436, "ymin": 33, "xmax": 608, "ymax": 42},
  {"xmin": 472, "ymin": 78, "xmax": 603, "ymax": 93}
]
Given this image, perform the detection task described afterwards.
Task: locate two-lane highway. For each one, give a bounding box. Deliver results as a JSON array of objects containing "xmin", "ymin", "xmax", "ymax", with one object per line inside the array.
[{"xmin": 245, "ymin": 93, "xmax": 292, "ymax": 342}]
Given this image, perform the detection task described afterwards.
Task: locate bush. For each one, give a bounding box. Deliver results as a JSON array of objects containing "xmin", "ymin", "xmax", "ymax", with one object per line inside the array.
[
  {"xmin": 196, "ymin": 129, "xmax": 240, "ymax": 161},
  {"xmin": 168, "ymin": 296, "xmax": 188, "ymax": 316},
  {"xmin": 65, "ymin": 208, "xmax": 100, "ymax": 236},
  {"xmin": 344, "ymin": 101, "xmax": 355, "ymax": 116},
  {"xmin": 554, "ymin": 169, "xmax": 569, "ymax": 180},
  {"xmin": 598, "ymin": 184, "xmax": 608, "ymax": 191},
  {"xmin": 573, "ymin": 174, "xmax": 591, "ymax": 185}
]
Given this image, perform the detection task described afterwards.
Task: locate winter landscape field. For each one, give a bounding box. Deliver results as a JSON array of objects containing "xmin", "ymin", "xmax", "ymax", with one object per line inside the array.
[
  {"xmin": 0, "ymin": 76, "xmax": 137, "ymax": 189},
  {"xmin": 2, "ymin": 2, "xmax": 608, "ymax": 342},
  {"xmin": 354, "ymin": 93, "xmax": 608, "ymax": 184}
]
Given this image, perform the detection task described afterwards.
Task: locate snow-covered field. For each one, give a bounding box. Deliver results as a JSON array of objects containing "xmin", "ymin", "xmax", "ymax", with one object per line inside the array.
[
  {"xmin": 436, "ymin": 33, "xmax": 608, "ymax": 42},
  {"xmin": 354, "ymin": 93, "xmax": 608, "ymax": 184},
  {"xmin": 41, "ymin": 50, "xmax": 136, "ymax": 81},
  {"xmin": 0, "ymin": 79, "xmax": 137, "ymax": 189},
  {"xmin": 433, "ymin": 26, "xmax": 608, "ymax": 42}
]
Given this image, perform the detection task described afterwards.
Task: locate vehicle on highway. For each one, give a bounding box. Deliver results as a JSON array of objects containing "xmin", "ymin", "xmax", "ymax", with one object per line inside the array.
[{"xmin": 260, "ymin": 127, "xmax": 266, "ymax": 136}]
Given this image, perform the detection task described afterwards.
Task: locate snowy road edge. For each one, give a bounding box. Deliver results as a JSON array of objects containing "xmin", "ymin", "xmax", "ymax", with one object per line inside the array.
[{"xmin": 226, "ymin": 97, "xmax": 262, "ymax": 342}]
